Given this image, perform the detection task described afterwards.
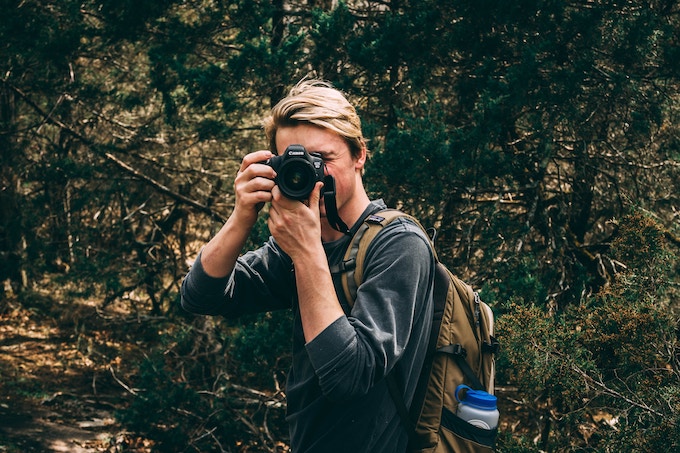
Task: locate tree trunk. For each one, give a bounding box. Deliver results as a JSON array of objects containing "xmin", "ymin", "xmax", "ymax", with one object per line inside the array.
[{"xmin": 0, "ymin": 81, "xmax": 27, "ymax": 296}]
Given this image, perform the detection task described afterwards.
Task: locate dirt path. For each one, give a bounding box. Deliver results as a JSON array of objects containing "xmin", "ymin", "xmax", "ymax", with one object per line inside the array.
[
  {"xmin": 1, "ymin": 401, "xmax": 117, "ymax": 452},
  {"xmin": 0, "ymin": 290, "xmax": 150, "ymax": 452}
]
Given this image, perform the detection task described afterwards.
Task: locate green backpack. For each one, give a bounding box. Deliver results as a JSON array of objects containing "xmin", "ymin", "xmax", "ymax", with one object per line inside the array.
[{"xmin": 340, "ymin": 209, "xmax": 499, "ymax": 453}]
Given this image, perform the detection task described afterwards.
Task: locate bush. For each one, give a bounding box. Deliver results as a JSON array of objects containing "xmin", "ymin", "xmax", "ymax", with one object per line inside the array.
[
  {"xmin": 496, "ymin": 211, "xmax": 679, "ymax": 452},
  {"xmin": 116, "ymin": 318, "xmax": 290, "ymax": 452}
]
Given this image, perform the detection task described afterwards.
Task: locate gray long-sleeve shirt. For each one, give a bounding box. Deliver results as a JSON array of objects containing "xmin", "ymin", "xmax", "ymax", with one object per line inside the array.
[{"xmin": 181, "ymin": 200, "xmax": 435, "ymax": 453}]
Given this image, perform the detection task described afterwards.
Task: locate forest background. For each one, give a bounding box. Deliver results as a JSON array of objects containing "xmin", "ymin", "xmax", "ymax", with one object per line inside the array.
[{"xmin": 1, "ymin": 1, "xmax": 679, "ymax": 452}]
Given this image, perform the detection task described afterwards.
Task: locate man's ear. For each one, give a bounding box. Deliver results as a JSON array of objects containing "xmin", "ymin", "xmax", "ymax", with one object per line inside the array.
[{"xmin": 355, "ymin": 141, "xmax": 368, "ymax": 170}]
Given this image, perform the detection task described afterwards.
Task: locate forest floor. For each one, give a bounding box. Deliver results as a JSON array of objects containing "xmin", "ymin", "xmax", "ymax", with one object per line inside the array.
[
  {"xmin": 0, "ymin": 278, "xmax": 529, "ymax": 452},
  {"xmin": 0, "ymin": 280, "xmax": 156, "ymax": 452}
]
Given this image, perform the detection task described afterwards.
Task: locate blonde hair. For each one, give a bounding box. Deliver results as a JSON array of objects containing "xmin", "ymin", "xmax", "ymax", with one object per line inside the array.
[{"xmin": 264, "ymin": 79, "xmax": 366, "ymax": 159}]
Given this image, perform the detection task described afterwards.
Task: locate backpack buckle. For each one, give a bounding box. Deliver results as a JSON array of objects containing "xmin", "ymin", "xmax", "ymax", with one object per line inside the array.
[
  {"xmin": 482, "ymin": 336, "xmax": 500, "ymax": 354},
  {"xmin": 366, "ymin": 214, "xmax": 386, "ymax": 224},
  {"xmin": 438, "ymin": 343, "xmax": 467, "ymax": 359},
  {"xmin": 330, "ymin": 258, "xmax": 356, "ymax": 274}
]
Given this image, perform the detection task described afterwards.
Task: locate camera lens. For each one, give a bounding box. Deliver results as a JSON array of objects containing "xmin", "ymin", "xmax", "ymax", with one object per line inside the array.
[
  {"xmin": 278, "ymin": 160, "xmax": 315, "ymax": 199},
  {"xmin": 283, "ymin": 166, "xmax": 311, "ymax": 190}
]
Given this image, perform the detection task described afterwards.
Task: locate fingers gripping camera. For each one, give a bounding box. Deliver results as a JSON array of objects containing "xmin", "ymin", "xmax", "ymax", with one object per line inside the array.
[{"xmin": 263, "ymin": 144, "xmax": 325, "ymax": 200}]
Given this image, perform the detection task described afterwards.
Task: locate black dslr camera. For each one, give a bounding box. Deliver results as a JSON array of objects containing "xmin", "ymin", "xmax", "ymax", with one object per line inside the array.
[{"xmin": 263, "ymin": 144, "xmax": 325, "ymax": 200}]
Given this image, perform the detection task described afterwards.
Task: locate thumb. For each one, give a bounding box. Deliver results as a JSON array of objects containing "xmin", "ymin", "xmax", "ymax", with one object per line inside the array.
[{"xmin": 308, "ymin": 181, "xmax": 324, "ymax": 214}]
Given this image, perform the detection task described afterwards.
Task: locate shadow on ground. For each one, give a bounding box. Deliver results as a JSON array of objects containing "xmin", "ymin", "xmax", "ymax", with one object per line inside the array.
[{"xmin": 0, "ymin": 287, "xmax": 153, "ymax": 452}]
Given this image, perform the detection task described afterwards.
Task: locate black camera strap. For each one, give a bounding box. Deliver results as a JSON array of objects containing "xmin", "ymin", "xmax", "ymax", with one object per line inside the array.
[{"xmin": 323, "ymin": 175, "xmax": 350, "ymax": 235}]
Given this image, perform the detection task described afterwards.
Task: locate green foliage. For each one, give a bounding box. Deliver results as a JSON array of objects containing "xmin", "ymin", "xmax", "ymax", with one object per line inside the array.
[
  {"xmin": 116, "ymin": 322, "xmax": 289, "ymax": 451},
  {"xmin": 2, "ymin": 0, "xmax": 679, "ymax": 450},
  {"xmin": 497, "ymin": 211, "xmax": 679, "ymax": 451},
  {"xmin": 117, "ymin": 350, "xmax": 203, "ymax": 449},
  {"xmin": 228, "ymin": 311, "xmax": 293, "ymax": 389},
  {"xmin": 98, "ymin": 0, "xmax": 175, "ymax": 39},
  {"xmin": 367, "ymin": 101, "xmax": 455, "ymax": 212},
  {"xmin": 612, "ymin": 211, "xmax": 675, "ymax": 282}
]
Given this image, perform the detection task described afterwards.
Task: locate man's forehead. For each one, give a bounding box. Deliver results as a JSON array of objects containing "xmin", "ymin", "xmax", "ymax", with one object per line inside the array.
[{"xmin": 275, "ymin": 124, "xmax": 349, "ymax": 153}]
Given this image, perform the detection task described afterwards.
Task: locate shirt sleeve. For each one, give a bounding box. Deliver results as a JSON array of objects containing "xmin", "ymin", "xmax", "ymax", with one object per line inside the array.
[
  {"xmin": 180, "ymin": 237, "xmax": 295, "ymax": 317},
  {"xmin": 305, "ymin": 218, "xmax": 435, "ymax": 401}
]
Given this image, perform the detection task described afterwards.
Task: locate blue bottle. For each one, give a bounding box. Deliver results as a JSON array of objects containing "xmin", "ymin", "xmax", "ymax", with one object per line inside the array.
[{"xmin": 455, "ymin": 385, "xmax": 499, "ymax": 430}]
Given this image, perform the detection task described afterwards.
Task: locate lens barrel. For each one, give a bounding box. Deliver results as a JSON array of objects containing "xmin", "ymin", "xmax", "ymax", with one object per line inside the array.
[
  {"xmin": 278, "ymin": 158, "xmax": 317, "ymax": 200},
  {"xmin": 266, "ymin": 145, "xmax": 325, "ymax": 200}
]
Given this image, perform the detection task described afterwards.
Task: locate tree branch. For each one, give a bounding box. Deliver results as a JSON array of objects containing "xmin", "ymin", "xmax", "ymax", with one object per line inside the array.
[
  {"xmin": 4, "ymin": 80, "xmax": 227, "ymax": 224},
  {"xmin": 104, "ymin": 152, "xmax": 226, "ymax": 223}
]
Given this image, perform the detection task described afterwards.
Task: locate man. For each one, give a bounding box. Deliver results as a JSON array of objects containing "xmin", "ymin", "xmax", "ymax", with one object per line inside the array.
[{"xmin": 181, "ymin": 79, "xmax": 434, "ymax": 452}]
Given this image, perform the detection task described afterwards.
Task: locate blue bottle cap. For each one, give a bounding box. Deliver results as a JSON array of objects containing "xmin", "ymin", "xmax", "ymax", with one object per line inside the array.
[{"xmin": 455, "ymin": 384, "xmax": 497, "ymax": 410}]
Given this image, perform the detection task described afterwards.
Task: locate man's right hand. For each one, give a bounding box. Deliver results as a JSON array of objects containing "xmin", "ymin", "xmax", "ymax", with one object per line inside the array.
[
  {"xmin": 198, "ymin": 150, "xmax": 276, "ymax": 279},
  {"xmin": 232, "ymin": 150, "xmax": 277, "ymax": 228}
]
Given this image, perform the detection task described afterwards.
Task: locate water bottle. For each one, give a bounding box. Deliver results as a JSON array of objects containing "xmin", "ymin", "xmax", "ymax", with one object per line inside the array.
[{"xmin": 455, "ymin": 385, "xmax": 499, "ymax": 430}]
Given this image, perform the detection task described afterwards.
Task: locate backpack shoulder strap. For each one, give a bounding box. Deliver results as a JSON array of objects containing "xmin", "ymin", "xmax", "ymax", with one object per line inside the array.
[{"xmin": 341, "ymin": 209, "xmax": 435, "ymax": 307}]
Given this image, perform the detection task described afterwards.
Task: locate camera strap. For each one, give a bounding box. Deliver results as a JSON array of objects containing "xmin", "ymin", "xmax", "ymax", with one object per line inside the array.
[{"xmin": 323, "ymin": 175, "xmax": 350, "ymax": 235}]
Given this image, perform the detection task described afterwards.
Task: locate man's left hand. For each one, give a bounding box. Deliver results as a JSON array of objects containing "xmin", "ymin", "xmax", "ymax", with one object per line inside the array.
[{"xmin": 268, "ymin": 181, "xmax": 324, "ymax": 261}]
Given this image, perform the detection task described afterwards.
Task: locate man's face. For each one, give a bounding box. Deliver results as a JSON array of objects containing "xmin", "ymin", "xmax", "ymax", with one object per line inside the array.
[{"xmin": 274, "ymin": 124, "xmax": 365, "ymax": 219}]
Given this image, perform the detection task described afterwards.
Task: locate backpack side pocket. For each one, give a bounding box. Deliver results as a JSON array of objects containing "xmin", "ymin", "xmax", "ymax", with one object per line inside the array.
[{"xmin": 437, "ymin": 406, "xmax": 497, "ymax": 453}]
